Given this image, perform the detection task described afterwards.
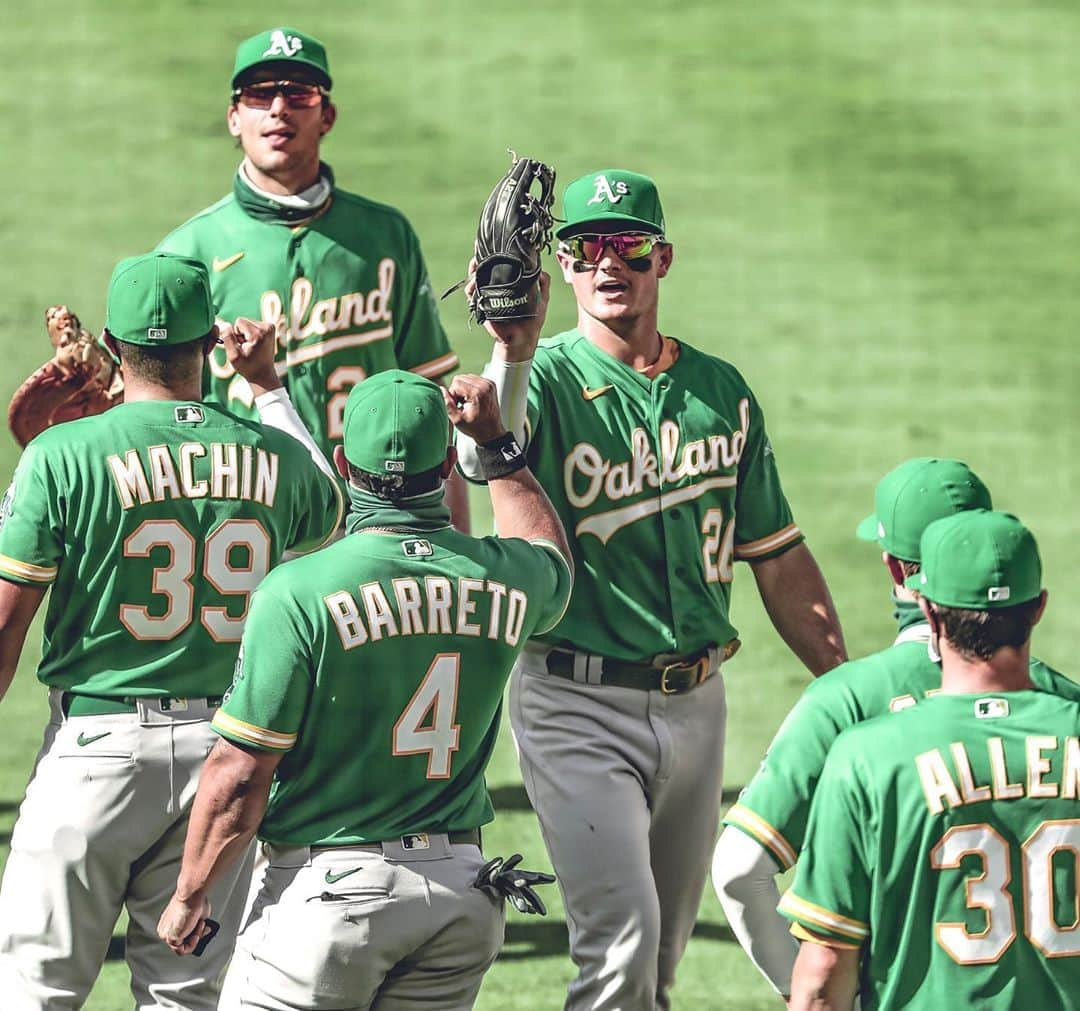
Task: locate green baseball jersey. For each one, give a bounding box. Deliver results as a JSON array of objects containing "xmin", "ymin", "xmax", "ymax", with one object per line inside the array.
[
  {"xmin": 158, "ymin": 171, "xmax": 457, "ymax": 461},
  {"xmin": 212, "ymin": 529, "xmax": 572, "ymax": 846},
  {"xmin": 725, "ymin": 599, "xmax": 1080, "ymax": 869},
  {"xmin": 0, "ymin": 402, "xmax": 341, "ymax": 698},
  {"xmin": 515, "ymin": 330, "xmax": 801, "ymax": 661},
  {"xmin": 780, "ymin": 691, "xmax": 1080, "ymax": 1010}
]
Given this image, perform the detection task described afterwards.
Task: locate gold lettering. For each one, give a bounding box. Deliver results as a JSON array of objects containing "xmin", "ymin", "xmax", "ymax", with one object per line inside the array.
[
  {"xmin": 456, "ymin": 578, "xmax": 484, "ymax": 637},
  {"xmin": 211, "ymin": 443, "xmax": 239, "ymax": 499},
  {"xmin": 324, "ymin": 591, "xmax": 367, "ymax": 649},
  {"xmin": 147, "ymin": 445, "xmax": 181, "ymax": 502},
  {"xmin": 360, "ymin": 582, "xmax": 399, "ymax": 641},
  {"xmin": 254, "ymin": 449, "xmax": 279, "ymax": 507},
  {"xmin": 425, "ymin": 576, "xmax": 453, "ymax": 634},
  {"xmin": 240, "ymin": 444, "xmax": 254, "ymax": 501},
  {"xmin": 1026, "ymin": 736, "xmax": 1059, "ymax": 799},
  {"xmin": 178, "ymin": 444, "xmax": 208, "ymax": 498},
  {"xmin": 916, "ymin": 748, "xmax": 962, "ymax": 814},
  {"xmin": 107, "ymin": 450, "xmax": 151, "ymax": 509},
  {"xmin": 392, "ymin": 578, "xmax": 424, "ymax": 635},
  {"xmin": 505, "ymin": 589, "xmax": 528, "ymax": 646},
  {"xmin": 950, "ymin": 742, "xmax": 991, "ymax": 804},
  {"xmin": 988, "ymin": 737, "xmax": 1024, "ymax": 799},
  {"xmin": 1062, "ymin": 737, "xmax": 1080, "ymax": 800},
  {"xmin": 487, "ymin": 581, "xmax": 507, "ymax": 640}
]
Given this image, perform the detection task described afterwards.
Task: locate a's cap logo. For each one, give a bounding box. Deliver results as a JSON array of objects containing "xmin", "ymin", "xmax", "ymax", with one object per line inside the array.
[
  {"xmin": 877, "ymin": 521, "xmax": 886, "ymax": 538},
  {"xmin": 988, "ymin": 586, "xmax": 1011, "ymax": 602},
  {"xmin": 263, "ymin": 30, "xmax": 303, "ymax": 58},
  {"xmin": 976, "ymin": 697, "xmax": 1010, "ymax": 718},
  {"xmin": 175, "ymin": 406, "xmax": 204, "ymax": 424},
  {"xmin": 403, "ymin": 539, "xmax": 433, "ymax": 557},
  {"xmin": 147, "ymin": 328, "xmax": 167, "ymax": 342},
  {"xmin": 587, "ymin": 175, "xmax": 630, "ymax": 206},
  {"xmin": 385, "ymin": 460, "xmax": 406, "ymax": 473}
]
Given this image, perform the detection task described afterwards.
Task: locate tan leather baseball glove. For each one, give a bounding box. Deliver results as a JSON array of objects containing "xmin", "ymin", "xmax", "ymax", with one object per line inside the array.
[{"xmin": 7, "ymin": 306, "xmax": 123, "ymax": 447}]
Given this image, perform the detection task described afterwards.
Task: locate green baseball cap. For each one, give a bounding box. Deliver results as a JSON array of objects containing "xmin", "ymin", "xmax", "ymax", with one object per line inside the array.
[
  {"xmin": 556, "ymin": 169, "xmax": 666, "ymax": 239},
  {"xmin": 232, "ymin": 28, "xmax": 332, "ymax": 89},
  {"xmin": 906, "ymin": 510, "xmax": 1042, "ymax": 609},
  {"xmin": 105, "ymin": 253, "xmax": 216, "ymax": 347},
  {"xmin": 855, "ymin": 457, "xmax": 992, "ymax": 562},
  {"xmin": 342, "ymin": 370, "xmax": 450, "ymax": 476}
]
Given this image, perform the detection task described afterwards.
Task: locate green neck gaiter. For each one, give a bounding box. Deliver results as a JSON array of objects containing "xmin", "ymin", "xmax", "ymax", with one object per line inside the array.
[
  {"xmin": 345, "ymin": 486, "xmax": 452, "ymax": 536},
  {"xmin": 234, "ymin": 161, "xmax": 335, "ymax": 224}
]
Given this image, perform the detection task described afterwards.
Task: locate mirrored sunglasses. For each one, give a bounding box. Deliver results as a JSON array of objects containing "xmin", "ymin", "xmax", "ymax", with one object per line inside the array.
[
  {"xmin": 562, "ymin": 232, "xmax": 665, "ymax": 264},
  {"xmin": 232, "ymin": 81, "xmax": 328, "ymax": 110}
]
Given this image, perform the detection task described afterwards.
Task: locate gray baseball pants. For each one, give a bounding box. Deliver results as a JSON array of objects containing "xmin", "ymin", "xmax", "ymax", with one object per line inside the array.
[
  {"xmin": 219, "ymin": 835, "xmax": 505, "ymax": 1010},
  {"xmin": 0, "ymin": 689, "xmax": 253, "ymax": 1010},
  {"xmin": 510, "ymin": 652, "xmax": 727, "ymax": 1011}
]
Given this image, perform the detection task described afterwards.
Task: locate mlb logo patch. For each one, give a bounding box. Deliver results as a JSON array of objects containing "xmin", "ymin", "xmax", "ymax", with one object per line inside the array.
[
  {"xmin": 975, "ymin": 697, "xmax": 1010, "ymax": 719},
  {"xmin": 174, "ymin": 406, "xmax": 205, "ymax": 424},
  {"xmin": 147, "ymin": 328, "xmax": 168, "ymax": 342},
  {"xmin": 402, "ymin": 539, "xmax": 433, "ymax": 557},
  {"xmin": 385, "ymin": 461, "xmax": 406, "ymax": 473},
  {"xmin": 988, "ymin": 586, "xmax": 1011, "ymax": 602},
  {"xmin": 401, "ymin": 833, "xmax": 429, "ymax": 850}
]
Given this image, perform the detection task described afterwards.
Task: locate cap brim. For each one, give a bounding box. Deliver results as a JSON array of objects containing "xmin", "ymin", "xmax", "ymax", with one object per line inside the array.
[
  {"xmin": 855, "ymin": 513, "xmax": 880, "ymax": 542},
  {"xmin": 556, "ymin": 213, "xmax": 664, "ymax": 240}
]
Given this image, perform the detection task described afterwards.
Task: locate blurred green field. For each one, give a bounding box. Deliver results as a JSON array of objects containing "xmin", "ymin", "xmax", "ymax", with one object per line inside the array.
[{"xmin": 3, "ymin": 1, "xmax": 1079, "ymax": 1007}]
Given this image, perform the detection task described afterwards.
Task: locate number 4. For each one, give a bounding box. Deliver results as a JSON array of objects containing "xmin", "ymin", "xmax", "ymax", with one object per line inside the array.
[{"xmin": 392, "ymin": 654, "xmax": 462, "ymax": 779}]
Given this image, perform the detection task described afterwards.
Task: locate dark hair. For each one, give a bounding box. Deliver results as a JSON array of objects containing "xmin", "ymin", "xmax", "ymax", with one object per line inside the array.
[
  {"xmin": 897, "ymin": 559, "xmax": 921, "ymax": 579},
  {"xmin": 108, "ymin": 331, "xmax": 215, "ymax": 385},
  {"xmin": 929, "ymin": 597, "xmax": 1042, "ymax": 661},
  {"xmin": 346, "ymin": 462, "xmax": 443, "ymax": 502}
]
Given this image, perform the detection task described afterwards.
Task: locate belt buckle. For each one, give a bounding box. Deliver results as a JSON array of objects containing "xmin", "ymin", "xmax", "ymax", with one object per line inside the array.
[
  {"xmin": 659, "ymin": 656, "xmax": 707, "ymax": 695},
  {"xmin": 159, "ymin": 698, "xmax": 188, "ymax": 713}
]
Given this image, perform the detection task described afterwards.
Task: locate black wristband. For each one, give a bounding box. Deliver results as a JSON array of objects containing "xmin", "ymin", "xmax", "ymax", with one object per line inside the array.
[{"xmin": 475, "ymin": 432, "xmax": 527, "ymax": 480}]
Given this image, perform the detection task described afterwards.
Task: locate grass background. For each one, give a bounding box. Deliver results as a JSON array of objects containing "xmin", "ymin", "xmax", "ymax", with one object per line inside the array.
[{"xmin": 3, "ymin": 1, "xmax": 1079, "ymax": 1007}]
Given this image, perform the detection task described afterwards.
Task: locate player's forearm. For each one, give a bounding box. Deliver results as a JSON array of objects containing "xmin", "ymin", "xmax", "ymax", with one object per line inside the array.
[
  {"xmin": 444, "ymin": 467, "xmax": 471, "ymax": 533},
  {"xmin": 0, "ymin": 580, "xmax": 46, "ymax": 704},
  {"xmin": 751, "ymin": 544, "xmax": 846, "ymax": 677},
  {"xmin": 789, "ymin": 941, "xmax": 859, "ymax": 1011},
  {"xmin": 174, "ymin": 739, "xmax": 277, "ymax": 902},
  {"xmin": 254, "ymin": 388, "xmax": 336, "ymax": 482},
  {"xmin": 455, "ymin": 356, "xmax": 532, "ymax": 480},
  {"xmin": 488, "ymin": 468, "xmax": 572, "ymax": 571},
  {"xmin": 712, "ymin": 827, "xmax": 798, "ymax": 998}
]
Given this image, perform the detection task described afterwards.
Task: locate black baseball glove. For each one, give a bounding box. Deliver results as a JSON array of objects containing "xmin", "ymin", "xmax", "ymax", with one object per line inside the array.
[
  {"xmin": 472, "ymin": 853, "xmax": 556, "ymax": 915},
  {"xmin": 444, "ymin": 152, "xmax": 556, "ymax": 324}
]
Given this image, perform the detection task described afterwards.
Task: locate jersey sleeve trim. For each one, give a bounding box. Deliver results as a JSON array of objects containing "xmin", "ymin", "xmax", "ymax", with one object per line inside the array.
[
  {"xmin": 735, "ymin": 524, "xmax": 803, "ymax": 560},
  {"xmin": 722, "ymin": 803, "xmax": 797, "ymax": 870},
  {"xmin": 778, "ymin": 890, "xmax": 869, "ymax": 943},
  {"xmin": 410, "ymin": 352, "xmax": 459, "ymax": 380},
  {"xmin": 789, "ymin": 922, "xmax": 862, "ymax": 950},
  {"xmin": 0, "ymin": 553, "xmax": 57, "ymax": 584},
  {"xmin": 529, "ymin": 538, "xmax": 574, "ymax": 634},
  {"xmin": 212, "ymin": 711, "xmax": 297, "ymax": 752}
]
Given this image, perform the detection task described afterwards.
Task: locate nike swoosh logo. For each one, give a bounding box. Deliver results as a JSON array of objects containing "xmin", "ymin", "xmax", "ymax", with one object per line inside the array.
[
  {"xmin": 325, "ymin": 867, "xmax": 361, "ymax": 885},
  {"xmin": 581, "ymin": 384, "xmax": 615, "ymax": 401},
  {"xmin": 212, "ymin": 252, "xmax": 245, "ymax": 272},
  {"xmin": 76, "ymin": 731, "xmax": 111, "ymax": 747}
]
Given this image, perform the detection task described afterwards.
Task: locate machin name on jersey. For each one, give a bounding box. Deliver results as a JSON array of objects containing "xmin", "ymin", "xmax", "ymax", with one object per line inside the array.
[{"xmin": 108, "ymin": 443, "xmax": 280, "ymax": 509}]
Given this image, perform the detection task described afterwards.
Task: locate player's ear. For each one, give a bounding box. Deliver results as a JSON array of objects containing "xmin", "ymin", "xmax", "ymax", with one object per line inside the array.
[
  {"xmin": 332, "ymin": 445, "xmax": 350, "ymax": 481},
  {"xmin": 883, "ymin": 553, "xmax": 906, "ymax": 588},
  {"xmin": 1030, "ymin": 589, "xmax": 1049, "ymax": 628},
  {"xmin": 555, "ymin": 249, "xmax": 577, "ymax": 285},
  {"xmin": 320, "ymin": 101, "xmax": 337, "ymax": 136},
  {"xmin": 655, "ymin": 242, "xmax": 673, "ymax": 278},
  {"xmin": 442, "ymin": 446, "xmax": 458, "ymax": 478},
  {"xmin": 226, "ymin": 104, "xmax": 242, "ymax": 139}
]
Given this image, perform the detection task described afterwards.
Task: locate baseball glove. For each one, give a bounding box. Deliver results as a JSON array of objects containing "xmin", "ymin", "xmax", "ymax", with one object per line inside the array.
[
  {"xmin": 472, "ymin": 853, "xmax": 556, "ymax": 915},
  {"xmin": 444, "ymin": 151, "xmax": 556, "ymax": 324},
  {"xmin": 7, "ymin": 306, "xmax": 123, "ymax": 447}
]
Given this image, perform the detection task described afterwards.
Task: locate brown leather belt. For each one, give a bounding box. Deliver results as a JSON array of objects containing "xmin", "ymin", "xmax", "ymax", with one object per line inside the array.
[
  {"xmin": 314, "ymin": 828, "xmax": 482, "ymax": 853},
  {"xmin": 545, "ymin": 640, "xmax": 739, "ymax": 695}
]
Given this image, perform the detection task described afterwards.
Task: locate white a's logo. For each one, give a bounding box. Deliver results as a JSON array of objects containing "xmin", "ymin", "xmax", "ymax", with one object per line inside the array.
[
  {"xmin": 263, "ymin": 30, "xmax": 303, "ymax": 58},
  {"xmin": 587, "ymin": 175, "xmax": 630, "ymax": 206}
]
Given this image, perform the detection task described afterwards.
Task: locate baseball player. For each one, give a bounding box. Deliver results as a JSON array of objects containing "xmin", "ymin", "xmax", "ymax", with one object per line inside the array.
[
  {"xmin": 455, "ymin": 169, "xmax": 847, "ymax": 1009},
  {"xmin": 157, "ymin": 363, "xmax": 573, "ymax": 1010},
  {"xmin": 782, "ymin": 510, "xmax": 1080, "ymax": 1009},
  {"xmin": 713, "ymin": 457, "xmax": 1080, "ymax": 1002},
  {"xmin": 157, "ymin": 26, "xmax": 470, "ymax": 530},
  {"xmin": 0, "ymin": 253, "xmax": 342, "ymax": 1009}
]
